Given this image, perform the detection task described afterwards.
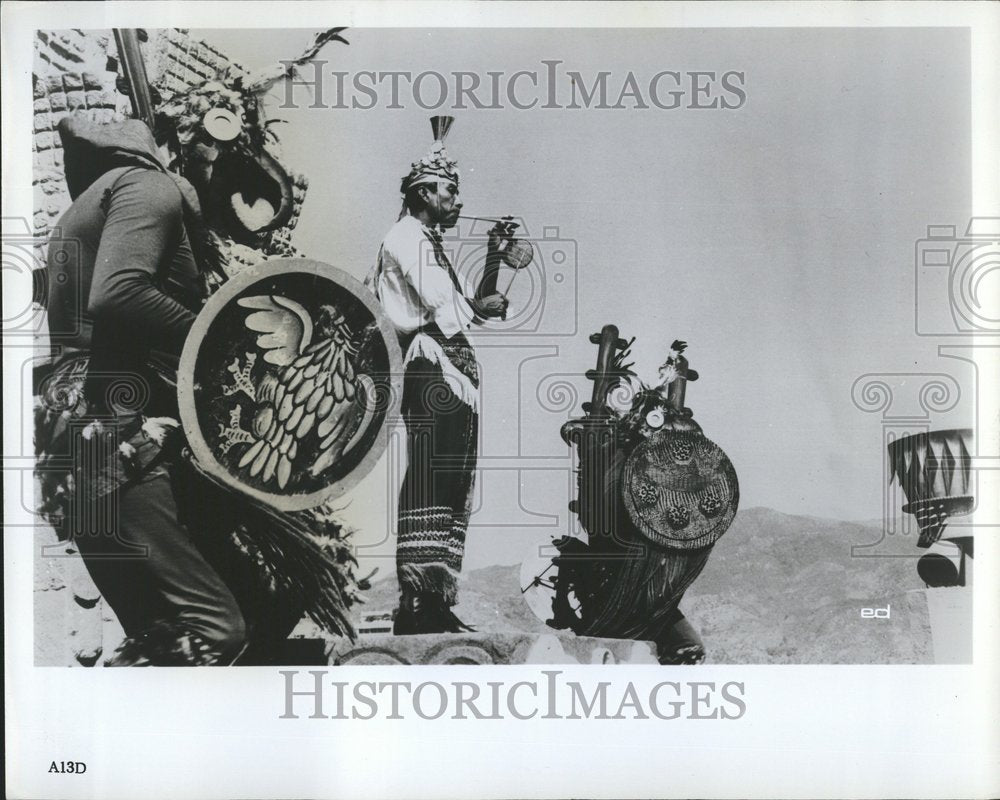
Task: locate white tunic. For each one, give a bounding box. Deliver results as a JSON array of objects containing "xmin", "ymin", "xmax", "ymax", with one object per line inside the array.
[
  {"xmin": 368, "ymin": 215, "xmax": 475, "ymax": 339},
  {"xmin": 368, "ymin": 215, "xmax": 480, "ymax": 409}
]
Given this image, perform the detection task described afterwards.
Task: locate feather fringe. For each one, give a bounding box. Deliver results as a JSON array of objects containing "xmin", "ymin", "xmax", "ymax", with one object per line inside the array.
[
  {"xmin": 183, "ymin": 457, "xmax": 358, "ymax": 641},
  {"xmin": 398, "ymin": 562, "xmax": 460, "ymax": 607},
  {"xmin": 583, "ymin": 543, "xmax": 712, "ymax": 642},
  {"xmin": 404, "ymin": 333, "xmax": 479, "ymax": 412}
]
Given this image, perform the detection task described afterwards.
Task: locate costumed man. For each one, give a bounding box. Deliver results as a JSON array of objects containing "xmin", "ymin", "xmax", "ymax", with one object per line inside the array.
[
  {"xmin": 554, "ymin": 336, "xmax": 738, "ymax": 665},
  {"xmin": 39, "ymin": 108, "xmax": 246, "ymax": 666},
  {"xmin": 35, "ymin": 31, "xmax": 359, "ymax": 666},
  {"xmin": 367, "ymin": 117, "xmax": 519, "ymax": 634}
]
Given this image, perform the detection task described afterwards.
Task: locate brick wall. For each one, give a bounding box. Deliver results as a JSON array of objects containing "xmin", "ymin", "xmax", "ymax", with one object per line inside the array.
[{"xmin": 33, "ymin": 30, "xmax": 124, "ymax": 262}]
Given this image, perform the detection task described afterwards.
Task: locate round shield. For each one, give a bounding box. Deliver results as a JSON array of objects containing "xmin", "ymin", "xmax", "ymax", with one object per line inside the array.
[
  {"xmin": 622, "ymin": 429, "xmax": 739, "ymax": 550},
  {"xmin": 178, "ymin": 258, "xmax": 402, "ymax": 511}
]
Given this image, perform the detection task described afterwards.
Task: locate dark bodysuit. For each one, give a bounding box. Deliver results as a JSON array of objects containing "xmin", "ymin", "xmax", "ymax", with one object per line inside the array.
[{"xmin": 44, "ymin": 119, "xmax": 246, "ymax": 664}]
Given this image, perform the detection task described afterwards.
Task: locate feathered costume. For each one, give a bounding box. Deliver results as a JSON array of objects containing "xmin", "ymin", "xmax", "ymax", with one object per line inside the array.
[
  {"xmin": 554, "ymin": 332, "xmax": 739, "ymax": 664},
  {"xmin": 34, "ymin": 30, "xmax": 359, "ymax": 666}
]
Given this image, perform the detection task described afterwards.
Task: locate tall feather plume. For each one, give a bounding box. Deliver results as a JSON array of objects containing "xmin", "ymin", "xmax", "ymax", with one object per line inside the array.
[
  {"xmin": 244, "ymin": 28, "xmax": 350, "ymax": 95},
  {"xmin": 431, "ymin": 115, "xmax": 454, "ymax": 142}
]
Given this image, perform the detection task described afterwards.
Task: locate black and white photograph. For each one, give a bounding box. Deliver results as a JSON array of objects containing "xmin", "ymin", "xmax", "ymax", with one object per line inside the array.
[{"xmin": 4, "ymin": 2, "xmax": 998, "ymax": 798}]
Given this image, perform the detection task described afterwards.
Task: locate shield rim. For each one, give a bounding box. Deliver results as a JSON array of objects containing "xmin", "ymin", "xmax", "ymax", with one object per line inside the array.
[
  {"xmin": 177, "ymin": 257, "xmax": 403, "ymax": 512},
  {"xmin": 621, "ymin": 430, "xmax": 740, "ymax": 550}
]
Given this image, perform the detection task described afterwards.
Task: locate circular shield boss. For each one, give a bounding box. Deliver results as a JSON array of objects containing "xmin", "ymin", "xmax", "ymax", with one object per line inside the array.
[
  {"xmin": 178, "ymin": 258, "xmax": 402, "ymax": 511},
  {"xmin": 622, "ymin": 429, "xmax": 739, "ymax": 550}
]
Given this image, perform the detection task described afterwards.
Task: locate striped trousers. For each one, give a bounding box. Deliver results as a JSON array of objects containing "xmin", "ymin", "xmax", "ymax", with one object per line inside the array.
[{"xmin": 395, "ymin": 329, "xmax": 479, "ymax": 606}]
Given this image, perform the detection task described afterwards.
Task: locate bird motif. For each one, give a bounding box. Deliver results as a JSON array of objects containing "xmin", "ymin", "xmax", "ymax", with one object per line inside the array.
[{"xmin": 233, "ymin": 295, "xmax": 376, "ymax": 490}]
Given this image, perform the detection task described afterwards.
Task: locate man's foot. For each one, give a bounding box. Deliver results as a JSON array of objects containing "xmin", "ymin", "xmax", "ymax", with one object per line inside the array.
[
  {"xmin": 658, "ymin": 642, "xmax": 706, "ymax": 665},
  {"xmin": 393, "ymin": 593, "xmax": 475, "ymax": 635},
  {"xmin": 655, "ymin": 614, "xmax": 706, "ymax": 665},
  {"xmin": 104, "ymin": 625, "xmax": 244, "ymax": 666}
]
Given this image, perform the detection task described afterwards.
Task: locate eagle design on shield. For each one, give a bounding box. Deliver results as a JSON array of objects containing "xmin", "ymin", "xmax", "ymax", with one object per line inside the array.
[
  {"xmin": 178, "ymin": 258, "xmax": 402, "ymax": 511},
  {"xmin": 223, "ymin": 296, "xmax": 377, "ymax": 489}
]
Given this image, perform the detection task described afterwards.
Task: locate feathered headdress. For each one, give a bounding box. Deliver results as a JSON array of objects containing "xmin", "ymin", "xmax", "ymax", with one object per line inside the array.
[
  {"xmin": 401, "ymin": 115, "xmax": 460, "ymax": 193},
  {"xmin": 155, "ymin": 29, "xmax": 349, "ymax": 154}
]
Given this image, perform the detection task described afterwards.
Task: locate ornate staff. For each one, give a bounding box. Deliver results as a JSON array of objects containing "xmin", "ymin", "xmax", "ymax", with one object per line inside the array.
[{"xmin": 112, "ymin": 29, "xmax": 156, "ymax": 127}]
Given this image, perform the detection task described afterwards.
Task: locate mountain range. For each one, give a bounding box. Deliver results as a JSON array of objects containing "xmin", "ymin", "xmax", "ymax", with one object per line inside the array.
[{"xmin": 360, "ymin": 507, "xmax": 943, "ymax": 663}]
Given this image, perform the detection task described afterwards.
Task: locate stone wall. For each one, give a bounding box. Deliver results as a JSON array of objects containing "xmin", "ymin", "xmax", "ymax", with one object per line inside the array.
[{"xmin": 32, "ymin": 28, "xmax": 309, "ymax": 666}]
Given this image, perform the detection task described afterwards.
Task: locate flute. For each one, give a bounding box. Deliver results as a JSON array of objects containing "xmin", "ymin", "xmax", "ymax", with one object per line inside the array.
[{"xmin": 457, "ymin": 214, "xmax": 519, "ymax": 227}]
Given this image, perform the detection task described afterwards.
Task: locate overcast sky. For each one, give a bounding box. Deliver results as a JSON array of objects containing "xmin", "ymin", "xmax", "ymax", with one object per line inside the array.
[{"xmin": 192, "ymin": 27, "xmax": 972, "ymax": 570}]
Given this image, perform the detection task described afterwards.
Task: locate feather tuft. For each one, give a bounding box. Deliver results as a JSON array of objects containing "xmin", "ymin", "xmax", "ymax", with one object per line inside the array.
[{"xmin": 244, "ymin": 29, "xmax": 349, "ymax": 95}]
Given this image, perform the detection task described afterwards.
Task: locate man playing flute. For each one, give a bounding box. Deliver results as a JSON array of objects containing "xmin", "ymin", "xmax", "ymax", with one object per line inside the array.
[{"xmin": 367, "ymin": 116, "xmax": 514, "ymax": 634}]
